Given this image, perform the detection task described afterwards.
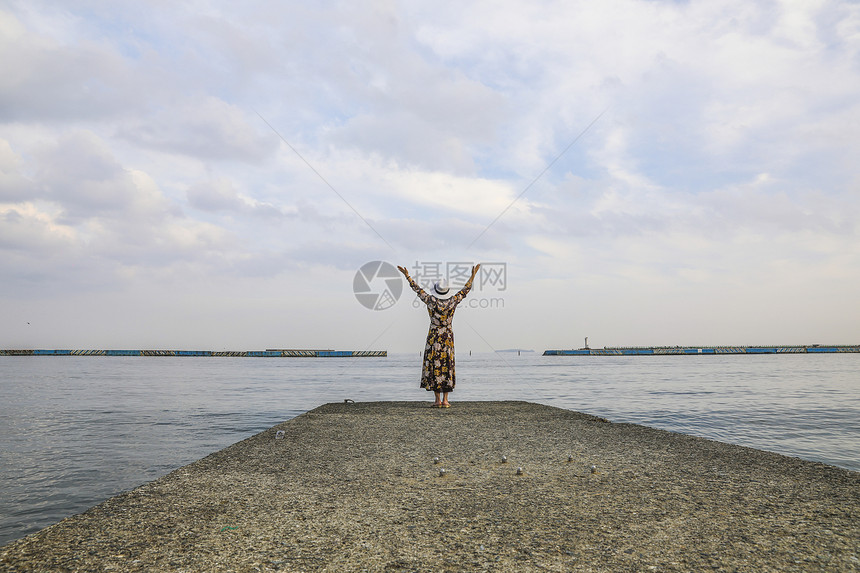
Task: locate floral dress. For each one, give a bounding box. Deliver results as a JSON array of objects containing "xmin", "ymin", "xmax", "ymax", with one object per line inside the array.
[{"xmin": 406, "ymin": 275, "xmax": 474, "ymax": 393}]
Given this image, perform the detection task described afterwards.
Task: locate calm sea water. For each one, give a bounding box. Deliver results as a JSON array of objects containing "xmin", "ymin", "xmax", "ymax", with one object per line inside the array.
[{"xmin": 1, "ymin": 352, "xmax": 858, "ymax": 546}]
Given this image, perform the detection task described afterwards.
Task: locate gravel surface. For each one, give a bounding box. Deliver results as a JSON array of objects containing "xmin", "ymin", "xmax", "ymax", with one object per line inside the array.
[{"xmin": 2, "ymin": 401, "xmax": 858, "ymax": 572}]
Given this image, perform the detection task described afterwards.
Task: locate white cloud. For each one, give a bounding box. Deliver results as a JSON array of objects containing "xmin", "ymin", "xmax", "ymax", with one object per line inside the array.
[
  {"xmin": 0, "ymin": 139, "xmax": 33, "ymax": 201},
  {"xmin": 30, "ymin": 131, "xmax": 166, "ymax": 219},
  {"xmin": 186, "ymin": 177, "xmax": 292, "ymax": 220},
  {"xmin": 0, "ymin": 9, "xmax": 144, "ymax": 123},
  {"xmin": 1, "ymin": 0, "xmax": 859, "ymax": 349},
  {"xmin": 0, "ymin": 202, "xmax": 76, "ymax": 252},
  {"xmin": 118, "ymin": 97, "xmax": 278, "ymax": 162},
  {"xmin": 0, "ymin": 129, "xmax": 244, "ymax": 293}
]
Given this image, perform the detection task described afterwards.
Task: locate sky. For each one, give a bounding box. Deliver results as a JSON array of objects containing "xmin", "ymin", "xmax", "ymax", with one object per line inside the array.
[{"xmin": 1, "ymin": 0, "xmax": 859, "ymax": 354}]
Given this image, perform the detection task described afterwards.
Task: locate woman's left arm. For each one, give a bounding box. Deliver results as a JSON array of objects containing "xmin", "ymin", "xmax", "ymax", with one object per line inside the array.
[{"xmin": 452, "ymin": 264, "xmax": 481, "ymax": 303}]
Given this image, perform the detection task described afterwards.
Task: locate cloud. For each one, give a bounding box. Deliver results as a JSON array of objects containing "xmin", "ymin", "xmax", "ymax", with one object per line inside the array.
[
  {"xmin": 27, "ymin": 130, "xmax": 175, "ymax": 224},
  {"xmin": 0, "ymin": 139, "xmax": 34, "ymax": 201},
  {"xmin": 186, "ymin": 177, "xmax": 290, "ymax": 219},
  {"xmin": 118, "ymin": 97, "xmax": 278, "ymax": 162},
  {"xmin": 0, "ymin": 202, "xmax": 76, "ymax": 253},
  {"xmin": 405, "ymin": 0, "xmax": 860, "ymax": 194},
  {"xmin": 0, "ymin": 9, "xmax": 145, "ymax": 123},
  {"xmin": 0, "ymin": 129, "xmax": 242, "ymax": 293},
  {"xmin": 2, "ymin": 1, "xmax": 859, "ymax": 348}
]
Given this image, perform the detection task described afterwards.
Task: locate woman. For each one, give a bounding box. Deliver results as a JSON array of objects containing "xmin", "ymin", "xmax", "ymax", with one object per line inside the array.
[{"xmin": 397, "ymin": 264, "xmax": 481, "ymax": 407}]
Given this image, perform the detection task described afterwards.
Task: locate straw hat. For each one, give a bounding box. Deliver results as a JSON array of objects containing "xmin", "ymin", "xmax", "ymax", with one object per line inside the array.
[{"xmin": 433, "ymin": 279, "xmax": 450, "ymax": 295}]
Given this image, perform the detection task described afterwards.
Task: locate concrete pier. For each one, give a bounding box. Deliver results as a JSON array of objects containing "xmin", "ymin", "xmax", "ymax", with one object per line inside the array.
[
  {"xmin": 544, "ymin": 345, "xmax": 860, "ymax": 355},
  {"xmin": 2, "ymin": 401, "xmax": 858, "ymax": 571},
  {"xmin": 0, "ymin": 349, "xmax": 386, "ymax": 357}
]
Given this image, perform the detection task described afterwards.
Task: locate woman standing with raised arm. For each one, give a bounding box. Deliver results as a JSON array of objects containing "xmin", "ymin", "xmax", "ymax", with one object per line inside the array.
[{"xmin": 397, "ymin": 264, "xmax": 481, "ymax": 408}]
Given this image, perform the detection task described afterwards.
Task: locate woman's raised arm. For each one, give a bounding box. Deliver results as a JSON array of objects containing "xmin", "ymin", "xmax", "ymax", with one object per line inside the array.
[{"xmin": 399, "ymin": 265, "xmax": 432, "ymax": 302}]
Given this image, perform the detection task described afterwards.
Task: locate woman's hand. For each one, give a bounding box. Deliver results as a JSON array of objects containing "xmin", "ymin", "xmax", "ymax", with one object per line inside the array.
[
  {"xmin": 470, "ymin": 264, "xmax": 481, "ymax": 280},
  {"xmin": 397, "ymin": 265, "xmax": 410, "ymax": 277}
]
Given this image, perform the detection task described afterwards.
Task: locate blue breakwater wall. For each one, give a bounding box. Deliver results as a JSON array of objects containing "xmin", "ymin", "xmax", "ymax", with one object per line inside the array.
[
  {"xmin": 0, "ymin": 349, "xmax": 386, "ymax": 357},
  {"xmin": 543, "ymin": 345, "xmax": 860, "ymax": 356}
]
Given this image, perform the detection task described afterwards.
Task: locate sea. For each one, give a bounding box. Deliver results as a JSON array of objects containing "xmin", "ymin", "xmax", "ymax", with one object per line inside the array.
[{"xmin": 1, "ymin": 352, "xmax": 858, "ymax": 547}]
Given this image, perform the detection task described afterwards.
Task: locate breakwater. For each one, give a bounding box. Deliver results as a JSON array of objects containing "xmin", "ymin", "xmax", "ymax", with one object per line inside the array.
[
  {"xmin": 544, "ymin": 344, "xmax": 860, "ymax": 356},
  {"xmin": 1, "ymin": 401, "xmax": 857, "ymax": 572},
  {"xmin": 0, "ymin": 348, "xmax": 386, "ymax": 357}
]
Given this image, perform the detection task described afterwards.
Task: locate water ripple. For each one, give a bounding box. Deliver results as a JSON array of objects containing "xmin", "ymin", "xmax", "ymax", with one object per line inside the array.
[{"xmin": 1, "ymin": 353, "xmax": 858, "ymax": 546}]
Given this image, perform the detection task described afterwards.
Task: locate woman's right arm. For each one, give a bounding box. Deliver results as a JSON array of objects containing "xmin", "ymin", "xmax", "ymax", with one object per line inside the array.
[{"xmin": 398, "ymin": 265, "xmax": 432, "ymax": 304}]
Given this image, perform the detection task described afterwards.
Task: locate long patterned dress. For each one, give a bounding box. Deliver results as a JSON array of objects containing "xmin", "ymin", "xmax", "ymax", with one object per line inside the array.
[{"xmin": 406, "ymin": 275, "xmax": 474, "ymax": 392}]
